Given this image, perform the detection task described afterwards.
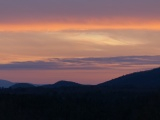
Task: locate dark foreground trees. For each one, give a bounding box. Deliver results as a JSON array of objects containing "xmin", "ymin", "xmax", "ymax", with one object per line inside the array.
[{"xmin": 0, "ymin": 88, "xmax": 160, "ymax": 120}]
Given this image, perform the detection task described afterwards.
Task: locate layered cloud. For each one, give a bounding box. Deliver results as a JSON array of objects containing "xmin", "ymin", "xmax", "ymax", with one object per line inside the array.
[
  {"xmin": 0, "ymin": 30, "xmax": 160, "ymax": 63},
  {"xmin": 0, "ymin": 56, "xmax": 159, "ymax": 70}
]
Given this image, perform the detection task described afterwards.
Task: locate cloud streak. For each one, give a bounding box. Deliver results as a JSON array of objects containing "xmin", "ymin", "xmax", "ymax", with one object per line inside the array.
[
  {"xmin": 0, "ymin": 30, "xmax": 160, "ymax": 61},
  {"xmin": 0, "ymin": 56, "xmax": 159, "ymax": 70}
]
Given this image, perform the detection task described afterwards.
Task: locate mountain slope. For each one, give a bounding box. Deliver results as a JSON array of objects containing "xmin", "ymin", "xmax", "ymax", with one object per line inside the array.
[
  {"xmin": 98, "ymin": 67, "xmax": 160, "ymax": 88},
  {"xmin": 0, "ymin": 79, "xmax": 14, "ymax": 88}
]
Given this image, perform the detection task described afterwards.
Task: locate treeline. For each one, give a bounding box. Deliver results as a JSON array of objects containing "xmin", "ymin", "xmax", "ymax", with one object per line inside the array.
[{"xmin": 0, "ymin": 88, "xmax": 160, "ymax": 120}]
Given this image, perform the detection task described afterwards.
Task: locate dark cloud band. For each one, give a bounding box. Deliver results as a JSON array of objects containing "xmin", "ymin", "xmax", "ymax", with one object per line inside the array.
[{"xmin": 0, "ymin": 56, "xmax": 159, "ymax": 70}]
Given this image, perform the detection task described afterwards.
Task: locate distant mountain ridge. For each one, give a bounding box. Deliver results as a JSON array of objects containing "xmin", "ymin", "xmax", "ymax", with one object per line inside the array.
[
  {"xmin": 1, "ymin": 67, "xmax": 160, "ymax": 89},
  {"xmin": 0, "ymin": 79, "xmax": 82, "ymax": 89},
  {"xmin": 0, "ymin": 79, "xmax": 14, "ymax": 88}
]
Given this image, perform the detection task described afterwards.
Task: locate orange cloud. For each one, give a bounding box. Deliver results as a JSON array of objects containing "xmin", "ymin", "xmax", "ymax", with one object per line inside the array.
[{"xmin": 1, "ymin": 18, "xmax": 160, "ymax": 31}]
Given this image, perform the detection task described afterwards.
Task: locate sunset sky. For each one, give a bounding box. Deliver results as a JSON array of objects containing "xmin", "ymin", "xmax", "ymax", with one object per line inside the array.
[{"xmin": 0, "ymin": 0, "xmax": 160, "ymax": 84}]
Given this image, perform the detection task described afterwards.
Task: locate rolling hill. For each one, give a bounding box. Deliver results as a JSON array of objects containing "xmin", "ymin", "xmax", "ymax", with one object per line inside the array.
[
  {"xmin": 1, "ymin": 67, "xmax": 160, "ymax": 90},
  {"xmin": 41, "ymin": 80, "xmax": 82, "ymax": 88}
]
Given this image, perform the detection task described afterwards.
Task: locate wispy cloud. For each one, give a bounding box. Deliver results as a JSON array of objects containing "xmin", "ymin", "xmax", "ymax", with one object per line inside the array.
[
  {"xmin": 1, "ymin": 30, "xmax": 159, "ymax": 61},
  {"xmin": 0, "ymin": 56, "xmax": 159, "ymax": 70}
]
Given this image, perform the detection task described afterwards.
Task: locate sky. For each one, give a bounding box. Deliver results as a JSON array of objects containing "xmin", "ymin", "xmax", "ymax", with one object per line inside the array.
[{"xmin": 0, "ymin": 0, "xmax": 160, "ymax": 84}]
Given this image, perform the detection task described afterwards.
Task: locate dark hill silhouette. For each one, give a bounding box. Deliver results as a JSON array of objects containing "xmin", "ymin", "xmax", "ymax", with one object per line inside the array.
[
  {"xmin": 10, "ymin": 83, "xmax": 35, "ymax": 89},
  {"xmin": 98, "ymin": 67, "xmax": 160, "ymax": 89},
  {"xmin": 1, "ymin": 68, "xmax": 160, "ymax": 120},
  {"xmin": 1, "ymin": 70, "xmax": 160, "ymax": 120},
  {"xmin": 41, "ymin": 80, "xmax": 82, "ymax": 88},
  {"xmin": 2, "ymin": 67, "xmax": 160, "ymax": 90},
  {"xmin": 0, "ymin": 79, "xmax": 14, "ymax": 88}
]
